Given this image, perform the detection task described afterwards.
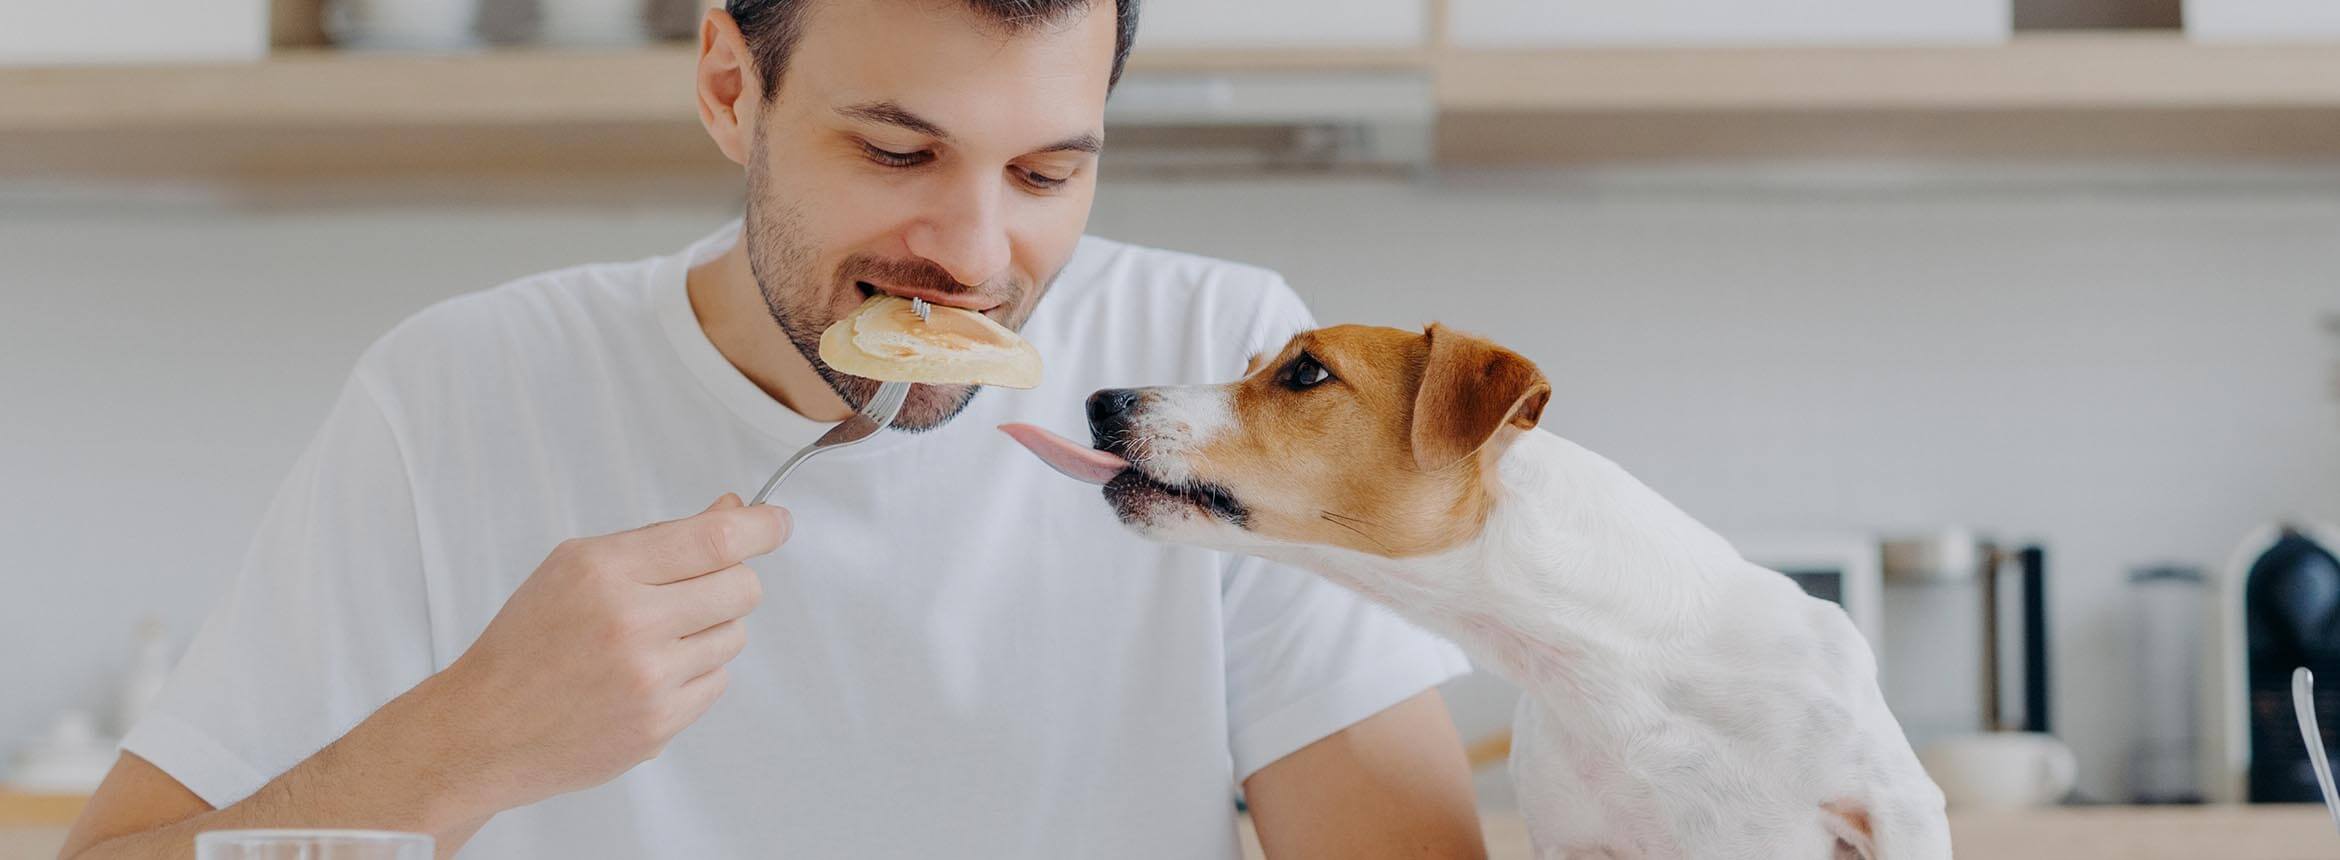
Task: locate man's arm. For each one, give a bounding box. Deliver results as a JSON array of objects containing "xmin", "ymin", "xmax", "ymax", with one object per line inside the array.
[
  {"xmin": 60, "ymin": 495, "xmax": 786, "ymax": 860},
  {"xmin": 1242, "ymin": 690, "xmax": 1486, "ymax": 859},
  {"xmin": 60, "ymin": 679, "xmax": 490, "ymax": 860}
]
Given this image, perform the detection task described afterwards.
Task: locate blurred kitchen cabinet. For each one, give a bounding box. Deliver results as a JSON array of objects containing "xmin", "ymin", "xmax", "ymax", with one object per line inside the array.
[
  {"xmin": 2016, "ymin": 0, "xmax": 2179, "ymax": 30},
  {"xmin": 1134, "ymin": 0, "xmax": 1426, "ymax": 50},
  {"xmin": 1445, "ymin": 0, "xmax": 2010, "ymax": 46},
  {"xmin": 2, "ymin": 0, "xmax": 268, "ymax": 64}
]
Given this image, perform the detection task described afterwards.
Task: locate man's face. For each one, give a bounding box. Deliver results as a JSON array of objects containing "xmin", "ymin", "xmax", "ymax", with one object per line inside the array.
[{"xmin": 742, "ymin": 0, "xmax": 1114, "ymax": 431}]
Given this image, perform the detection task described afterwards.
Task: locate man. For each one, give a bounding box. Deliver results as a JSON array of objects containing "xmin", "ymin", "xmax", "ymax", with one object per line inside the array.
[{"xmin": 61, "ymin": 1, "xmax": 1485, "ymax": 857}]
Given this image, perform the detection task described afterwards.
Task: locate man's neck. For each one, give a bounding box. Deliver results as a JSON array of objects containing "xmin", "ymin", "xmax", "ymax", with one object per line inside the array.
[{"xmin": 686, "ymin": 230, "xmax": 855, "ymax": 423}]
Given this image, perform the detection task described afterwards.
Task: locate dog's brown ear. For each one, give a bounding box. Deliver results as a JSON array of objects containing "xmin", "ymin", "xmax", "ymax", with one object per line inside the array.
[{"xmin": 1410, "ymin": 324, "xmax": 1550, "ymax": 472}]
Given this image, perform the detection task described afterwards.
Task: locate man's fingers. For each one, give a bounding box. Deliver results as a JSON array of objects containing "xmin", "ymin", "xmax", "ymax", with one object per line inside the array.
[
  {"xmin": 616, "ymin": 501, "xmax": 790, "ymax": 584},
  {"xmin": 660, "ymin": 564, "xmax": 764, "ymax": 633},
  {"xmin": 665, "ymin": 666, "xmax": 733, "ymax": 736},
  {"xmin": 671, "ymin": 619, "xmax": 750, "ymax": 680}
]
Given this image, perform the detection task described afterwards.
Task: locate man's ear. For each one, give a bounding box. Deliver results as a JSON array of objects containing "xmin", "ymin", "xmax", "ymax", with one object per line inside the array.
[
  {"xmin": 695, "ymin": 7, "xmax": 761, "ymax": 167},
  {"xmin": 1410, "ymin": 324, "xmax": 1551, "ymax": 472}
]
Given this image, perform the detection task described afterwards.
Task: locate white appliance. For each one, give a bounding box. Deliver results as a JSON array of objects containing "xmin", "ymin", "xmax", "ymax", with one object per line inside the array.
[
  {"xmin": 1099, "ymin": 0, "xmax": 1430, "ymax": 170},
  {"xmin": 1103, "ymin": 69, "xmax": 1433, "ymax": 171},
  {"xmin": 1730, "ymin": 533, "xmax": 1887, "ymax": 661},
  {"xmin": 4, "ymin": 711, "xmax": 116, "ymax": 794},
  {"xmin": 1, "ymin": 0, "xmax": 267, "ymax": 65},
  {"xmin": 2185, "ymin": 0, "xmax": 2340, "ymax": 42}
]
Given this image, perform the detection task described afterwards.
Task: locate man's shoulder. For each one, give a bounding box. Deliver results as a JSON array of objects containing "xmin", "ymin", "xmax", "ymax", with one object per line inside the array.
[
  {"xmin": 1038, "ymin": 237, "xmax": 1316, "ymax": 381},
  {"xmin": 1062, "ymin": 235, "xmax": 1296, "ymax": 306},
  {"xmin": 354, "ymin": 256, "xmax": 664, "ymax": 400},
  {"xmin": 1055, "ymin": 235, "xmax": 1313, "ymax": 336}
]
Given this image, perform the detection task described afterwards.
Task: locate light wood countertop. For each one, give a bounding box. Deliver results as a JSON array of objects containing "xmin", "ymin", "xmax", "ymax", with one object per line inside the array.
[
  {"xmin": 5, "ymin": 800, "xmax": 2328, "ymax": 859},
  {"xmin": 1242, "ymin": 805, "xmax": 2334, "ymax": 860}
]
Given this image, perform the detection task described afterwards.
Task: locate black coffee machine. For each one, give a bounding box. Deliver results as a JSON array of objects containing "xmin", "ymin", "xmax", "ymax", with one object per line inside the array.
[{"xmin": 2247, "ymin": 527, "xmax": 2340, "ymax": 802}]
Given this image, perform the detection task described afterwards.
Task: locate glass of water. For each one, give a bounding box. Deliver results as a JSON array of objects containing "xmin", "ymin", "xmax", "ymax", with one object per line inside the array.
[{"xmin": 195, "ymin": 830, "xmax": 432, "ymax": 860}]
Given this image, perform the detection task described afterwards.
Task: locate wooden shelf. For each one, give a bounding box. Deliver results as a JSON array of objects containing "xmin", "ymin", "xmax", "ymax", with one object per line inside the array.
[
  {"xmin": 1128, "ymin": 46, "xmax": 1430, "ymax": 74},
  {"xmin": 0, "ymin": 45, "xmax": 1425, "ymax": 133},
  {"xmin": 0, "ymin": 47, "xmax": 705, "ymax": 181},
  {"xmin": 6, "ymin": 34, "xmax": 2340, "ymax": 178},
  {"xmin": 1, "ymin": 48, "xmax": 697, "ymax": 132},
  {"xmin": 1435, "ymin": 33, "xmax": 2340, "ymax": 165},
  {"xmin": 0, "ymin": 46, "xmax": 1429, "ymax": 181},
  {"xmin": 1436, "ymin": 32, "xmax": 2340, "ymax": 112}
]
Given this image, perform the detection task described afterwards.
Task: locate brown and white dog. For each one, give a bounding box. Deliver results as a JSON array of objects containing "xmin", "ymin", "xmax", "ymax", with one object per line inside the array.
[{"xmin": 1002, "ymin": 324, "xmax": 1951, "ymax": 860}]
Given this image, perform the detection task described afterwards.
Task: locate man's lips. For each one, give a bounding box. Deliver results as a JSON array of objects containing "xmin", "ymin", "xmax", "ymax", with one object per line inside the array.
[
  {"xmin": 857, "ymin": 280, "xmax": 1001, "ymax": 312},
  {"xmin": 999, "ymin": 423, "xmax": 1128, "ymax": 485}
]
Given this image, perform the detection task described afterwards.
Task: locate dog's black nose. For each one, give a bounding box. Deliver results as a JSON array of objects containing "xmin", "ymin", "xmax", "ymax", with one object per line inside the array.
[
  {"xmin": 1088, "ymin": 388, "xmax": 1141, "ymax": 425},
  {"xmin": 1087, "ymin": 388, "xmax": 1142, "ymax": 450}
]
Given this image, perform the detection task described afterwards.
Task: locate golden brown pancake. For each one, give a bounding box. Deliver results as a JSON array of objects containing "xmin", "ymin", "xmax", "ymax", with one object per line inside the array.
[{"xmin": 817, "ymin": 295, "xmax": 1043, "ymax": 389}]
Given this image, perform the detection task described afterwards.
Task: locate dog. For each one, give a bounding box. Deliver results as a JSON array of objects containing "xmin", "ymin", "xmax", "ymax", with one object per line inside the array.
[{"xmin": 1002, "ymin": 323, "xmax": 1952, "ymax": 860}]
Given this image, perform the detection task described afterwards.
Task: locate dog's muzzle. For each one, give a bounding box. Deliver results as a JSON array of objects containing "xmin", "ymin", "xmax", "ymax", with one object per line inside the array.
[{"xmin": 1086, "ymin": 388, "xmax": 1143, "ymax": 455}]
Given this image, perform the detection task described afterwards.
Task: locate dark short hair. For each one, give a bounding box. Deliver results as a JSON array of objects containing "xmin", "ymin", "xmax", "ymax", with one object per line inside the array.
[{"xmin": 725, "ymin": 0, "xmax": 1140, "ymax": 101}]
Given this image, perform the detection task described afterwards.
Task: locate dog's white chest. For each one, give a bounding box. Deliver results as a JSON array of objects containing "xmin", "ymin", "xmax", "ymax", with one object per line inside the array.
[{"xmin": 1508, "ymin": 682, "xmax": 1861, "ymax": 860}]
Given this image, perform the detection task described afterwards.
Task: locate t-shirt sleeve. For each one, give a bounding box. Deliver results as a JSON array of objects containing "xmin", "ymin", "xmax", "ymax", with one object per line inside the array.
[
  {"xmin": 121, "ymin": 366, "xmax": 439, "ymax": 808},
  {"xmin": 1218, "ymin": 277, "xmax": 1473, "ymax": 781},
  {"xmin": 1220, "ymin": 555, "xmax": 1473, "ymax": 782}
]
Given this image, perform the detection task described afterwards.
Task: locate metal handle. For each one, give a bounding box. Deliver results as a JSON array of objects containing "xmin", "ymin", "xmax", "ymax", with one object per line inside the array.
[{"xmin": 748, "ymin": 446, "xmax": 818, "ymax": 507}]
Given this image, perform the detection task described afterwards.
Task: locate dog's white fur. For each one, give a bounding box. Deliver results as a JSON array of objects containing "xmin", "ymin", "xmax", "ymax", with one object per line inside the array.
[
  {"xmin": 1114, "ymin": 384, "xmax": 1229, "ymax": 487},
  {"xmin": 1131, "ymin": 423, "xmax": 1951, "ymax": 859}
]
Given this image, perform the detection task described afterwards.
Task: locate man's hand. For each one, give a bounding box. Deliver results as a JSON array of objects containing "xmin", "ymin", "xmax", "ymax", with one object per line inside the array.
[
  {"xmin": 59, "ymin": 494, "xmax": 789, "ymax": 860},
  {"xmin": 434, "ymin": 493, "xmax": 786, "ymax": 813}
]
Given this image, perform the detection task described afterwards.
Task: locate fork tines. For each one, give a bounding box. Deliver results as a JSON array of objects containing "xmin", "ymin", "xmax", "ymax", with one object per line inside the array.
[{"xmin": 864, "ymin": 380, "xmax": 910, "ymax": 423}]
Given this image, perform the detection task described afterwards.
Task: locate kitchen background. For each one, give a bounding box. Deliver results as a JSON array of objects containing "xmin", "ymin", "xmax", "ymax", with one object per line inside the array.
[{"xmin": 6, "ymin": 0, "xmax": 2340, "ymax": 854}]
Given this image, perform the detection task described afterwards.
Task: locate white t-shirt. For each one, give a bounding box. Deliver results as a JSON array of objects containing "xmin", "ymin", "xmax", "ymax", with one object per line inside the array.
[{"xmin": 125, "ymin": 222, "xmax": 1469, "ymax": 859}]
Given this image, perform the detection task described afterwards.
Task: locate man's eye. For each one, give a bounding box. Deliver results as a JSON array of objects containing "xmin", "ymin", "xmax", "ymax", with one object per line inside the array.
[
  {"xmin": 862, "ymin": 144, "xmax": 932, "ymax": 167},
  {"xmin": 1019, "ymin": 168, "xmax": 1071, "ymax": 190},
  {"xmin": 1281, "ymin": 354, "xmax": 1333, "ymax": 390}
]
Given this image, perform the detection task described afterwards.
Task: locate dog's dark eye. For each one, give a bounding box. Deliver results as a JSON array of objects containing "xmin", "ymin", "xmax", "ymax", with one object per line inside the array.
[{"xmin": 1281, "ymin": 353, "xmax": 1333, "ymax": 390}]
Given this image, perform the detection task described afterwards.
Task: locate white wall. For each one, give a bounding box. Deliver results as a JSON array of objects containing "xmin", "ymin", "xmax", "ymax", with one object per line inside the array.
[{"xmin": 4, "ymin": 170, "xmax": 2336, "ymax": 805}]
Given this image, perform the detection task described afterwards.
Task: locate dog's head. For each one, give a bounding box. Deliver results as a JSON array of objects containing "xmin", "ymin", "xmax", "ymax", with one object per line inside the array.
[{"xmin": 1005, "ymin": 324, "xmax": 1549, "ymax": 558}]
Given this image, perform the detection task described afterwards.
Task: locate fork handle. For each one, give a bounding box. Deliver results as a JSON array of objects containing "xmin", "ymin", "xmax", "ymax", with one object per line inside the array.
[{"xmin": 747, "ymin": 446, "xmax": 820, "ymax": 507}]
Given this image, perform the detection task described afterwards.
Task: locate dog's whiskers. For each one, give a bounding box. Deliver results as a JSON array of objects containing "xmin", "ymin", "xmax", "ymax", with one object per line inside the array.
[{"xmin": 1131, "ymin": 426, "xmax": 1164, "ymax": 464}]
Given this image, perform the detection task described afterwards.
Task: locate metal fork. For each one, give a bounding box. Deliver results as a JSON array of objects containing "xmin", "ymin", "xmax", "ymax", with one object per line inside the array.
[
  {"xmin": 744, "ymin": 297, "xmax": 930, "ymax": 505},
  {"xmin": 744, "ymin": 296, "xmax": 935, "ymax": 504},
  {"xmin": 748, "ymin": 379, "xmax": 909, "ymax": 505}
]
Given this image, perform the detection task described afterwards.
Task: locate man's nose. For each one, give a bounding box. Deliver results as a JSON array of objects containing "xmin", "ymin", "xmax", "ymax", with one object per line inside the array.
[
  {"xmin": 1087, "ymin": 388, "xmax": 1142, "ymax": 447},
  {"xmin": 905, "ymin": 177, "xmax": 1012, "ymax": 289}
]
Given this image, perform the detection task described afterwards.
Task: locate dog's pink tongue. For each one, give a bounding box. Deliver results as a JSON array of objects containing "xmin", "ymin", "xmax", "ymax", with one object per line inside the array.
[{"xmin": 999, "ymin": 423, "xmax": 1127, "ymax": 485}]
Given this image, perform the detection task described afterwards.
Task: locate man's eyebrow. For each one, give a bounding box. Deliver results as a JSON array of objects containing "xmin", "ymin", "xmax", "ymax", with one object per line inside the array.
[
  {"xmin": 839, "ymin": 99, "xmax": 1102, "ymax": 156},
  {"xmin": 1037, "ymin": 133, "xmax": 1102, "ymax": 155},
  {"xmin": 837, "ymin": 100, "xmax": 950, "ymax": 140}
]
